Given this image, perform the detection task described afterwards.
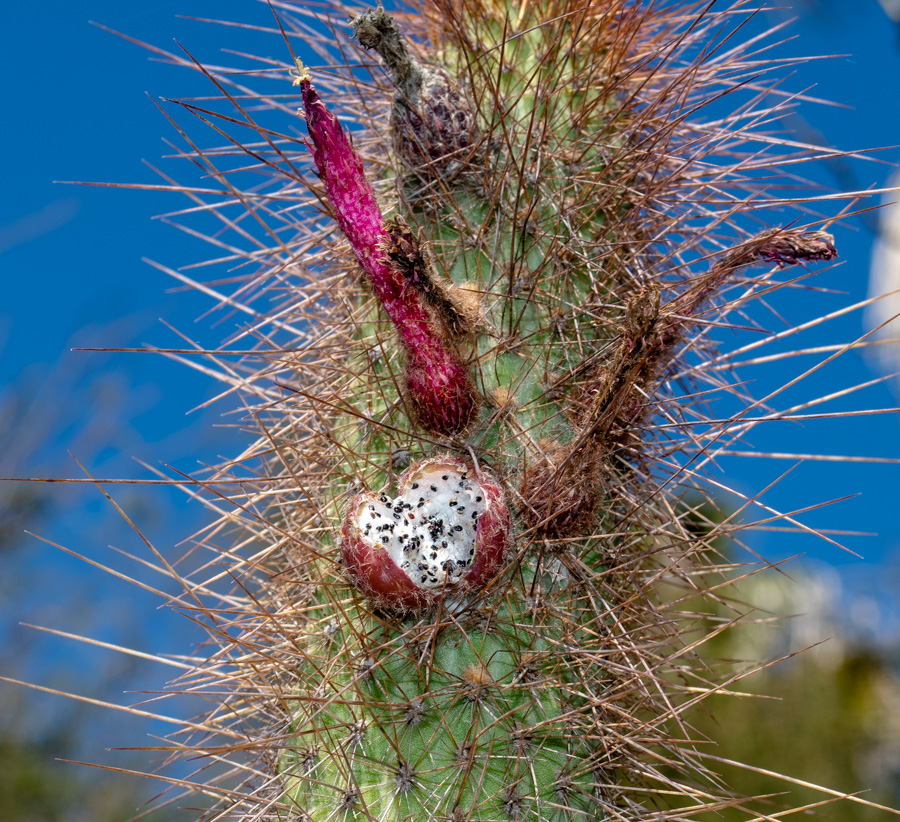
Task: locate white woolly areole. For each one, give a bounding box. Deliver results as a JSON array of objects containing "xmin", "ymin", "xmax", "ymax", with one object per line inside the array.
[{"xmin": 356, "ymin": 466, "xmax": 487, "ymax": 589}]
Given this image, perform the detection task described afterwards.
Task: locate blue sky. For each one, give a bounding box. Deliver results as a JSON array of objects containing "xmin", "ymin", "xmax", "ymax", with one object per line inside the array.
[
  {"xmin": 1, "ymin": 0, "xmax": 900, "ymax": 812},
  {"xmin": 1, "ymin": 0, "xmax": 899, "ymax": 609}
]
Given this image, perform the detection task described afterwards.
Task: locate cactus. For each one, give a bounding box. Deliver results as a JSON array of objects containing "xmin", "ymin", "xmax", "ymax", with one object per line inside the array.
[{"xmin": 17, "ymin": 2, "xmax": 900, "ymax": 821}]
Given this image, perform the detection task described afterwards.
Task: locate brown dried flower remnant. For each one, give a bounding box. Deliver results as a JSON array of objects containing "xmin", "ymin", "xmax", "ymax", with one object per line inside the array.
[
  {"xmin": 352, "ymin": 7, "xmax": 480, "ymax": 175},
  {"xmin": 522, "ymin": 229, "xmax": 838, "ymax": 538},
  {"xmin": 752, "ymin": 229, "xmax": 837, "ymax": 268},
  {"xmin": 383, "ymin": 217, "xmax": 484, "ymax": 338}
]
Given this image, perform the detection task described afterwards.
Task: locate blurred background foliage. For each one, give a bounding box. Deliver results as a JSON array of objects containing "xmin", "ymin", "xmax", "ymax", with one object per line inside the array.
[
  {"xmin": 682, "ymin": 563, "xmax": 900, "ymax": 820},
  {"xmin": 0, "ymin": 345, "xmax": 201, "ymax": 821},
  {"xmin": 654, "ymin": 494, "xmax": 900, "ymax": 820}
]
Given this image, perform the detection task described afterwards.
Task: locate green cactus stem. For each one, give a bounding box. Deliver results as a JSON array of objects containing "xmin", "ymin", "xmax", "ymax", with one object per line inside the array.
[{"xmin": 35, "ymin": 2, "xmax": 900, "ymax": 822}]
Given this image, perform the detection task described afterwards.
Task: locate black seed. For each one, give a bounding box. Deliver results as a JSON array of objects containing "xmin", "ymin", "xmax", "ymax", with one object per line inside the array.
[
  {"xmin": 475, "ymin": 496, "xmax": 482, "ymax": 502},
  {"xmin": 382, "ymin": 537, "xmax": 389, "ymax": 544},
  {"xmin": 412, "ymin": 483, "xmax": 419, "ymax": 489},
  {"xmin": 455, "ymin": 526, "xmax": 463, "ymax": 532},
  {"xmin": 442, "ymin": 475, "xmax": 448, "ymax": 480}
]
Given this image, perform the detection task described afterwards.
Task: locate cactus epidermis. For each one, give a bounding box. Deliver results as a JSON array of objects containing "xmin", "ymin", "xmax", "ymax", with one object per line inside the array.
[
  {"xmin": 268, "ymin": 4, "xmax": 845, "ymax": 821},
  {"xmin": 58, "ymin": 2, "xmax": 898, "ymax": 821}
]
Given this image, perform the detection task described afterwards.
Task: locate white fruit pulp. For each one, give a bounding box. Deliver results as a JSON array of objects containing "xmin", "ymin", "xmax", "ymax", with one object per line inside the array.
[{"xmin": 357, "ymin": 468, "xmax": 487, "ymax": 588}]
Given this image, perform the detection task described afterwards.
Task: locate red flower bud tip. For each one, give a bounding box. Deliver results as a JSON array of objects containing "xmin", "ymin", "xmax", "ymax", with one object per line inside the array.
[
  {"xmin": 295, "ymin": 64, "xmax": 476, "ymax": 435},
  {"xmin": 340, "ymin": 457, "xmax": 510, "ymax": 612}
]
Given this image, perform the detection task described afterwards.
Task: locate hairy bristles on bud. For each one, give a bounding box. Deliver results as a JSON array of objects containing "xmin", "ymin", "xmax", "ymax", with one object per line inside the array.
[{"xmin": 297, "ymin": 72, "xmax": 477, "ymax": 435}]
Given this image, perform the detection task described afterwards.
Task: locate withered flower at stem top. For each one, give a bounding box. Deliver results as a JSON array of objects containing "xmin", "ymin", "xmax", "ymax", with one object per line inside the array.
[{"xmin": 352, "ymin": 7, "xmax": 480, "ymax": 176}]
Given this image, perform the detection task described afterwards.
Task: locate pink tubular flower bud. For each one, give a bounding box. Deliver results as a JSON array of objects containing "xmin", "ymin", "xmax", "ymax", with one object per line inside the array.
[
  {"xmin": 296, "ymin": 67, "xmax": 476, "ymax": 435},
  {"xmin": 340, "ymin": 457, "xmax": 510, "ymax": 612}
]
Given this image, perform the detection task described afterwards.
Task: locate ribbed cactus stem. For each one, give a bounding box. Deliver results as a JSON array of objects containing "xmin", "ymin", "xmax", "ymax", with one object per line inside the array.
[
  {"xmin": 297, "ymin": 68, "xmax": 476, "ymax": 435},
  {"xmin": 90, "ymin": 4, "xmax": 896, "ymax": 821}
]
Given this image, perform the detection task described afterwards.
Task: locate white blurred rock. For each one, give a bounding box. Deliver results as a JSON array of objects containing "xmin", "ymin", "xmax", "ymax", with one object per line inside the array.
[
  {"xmin": 867, "ymin": 171, "xmax": 900, "ymax": 393},
  {"xmin": 877, "ymin": 0, "xmax": 900, "ymax": 22}
]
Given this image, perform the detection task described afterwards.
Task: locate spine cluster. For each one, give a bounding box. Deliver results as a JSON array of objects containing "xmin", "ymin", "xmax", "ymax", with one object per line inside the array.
[{"xmin": 74, "ymin": 3, "xmax": 891, "ymax": 821}]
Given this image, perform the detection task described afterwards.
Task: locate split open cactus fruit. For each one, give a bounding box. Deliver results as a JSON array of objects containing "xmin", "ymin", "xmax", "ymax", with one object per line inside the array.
[
  {"xmin": 68, "ymin": 2, "xmax": 900, "ymax": 821},
  {"xmin": 341, "ymin": 457, "xmax": 509, "ymax": 611}
]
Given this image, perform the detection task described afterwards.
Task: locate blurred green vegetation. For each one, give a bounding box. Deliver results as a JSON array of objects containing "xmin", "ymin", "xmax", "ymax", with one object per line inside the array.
[
  {"xmin": 692, "ymin": 576, "xmax": 900, "ymax": 819},
  {"xmin": 0, "ymin": 713, "xmax": 155, "ymax": 822},
  {"xmin": 660, "ymin": 499, "xmax": 900, "ymax": 820},
  {"xmin": 0, "ymin": 361, "xmax": 191, "ymax": 822}
]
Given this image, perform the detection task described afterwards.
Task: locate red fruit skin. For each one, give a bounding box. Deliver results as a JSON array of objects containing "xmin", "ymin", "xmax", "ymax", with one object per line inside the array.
[
  {"xmin": 341, "ymin": 493, "xmax": 434, "ymax": 612},
  {"xmin": 341, "ymin": 457, "xmax": 510, "ymax": 612},
  {"xmin": 300, "ymin": 78, "xmax": 476, "ymax": 435}
]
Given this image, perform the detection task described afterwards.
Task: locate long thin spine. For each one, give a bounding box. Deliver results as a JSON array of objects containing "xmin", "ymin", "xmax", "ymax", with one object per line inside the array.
[{"xmin": 24, "ymin": 3, "xmax": 900, "ymax": 822}]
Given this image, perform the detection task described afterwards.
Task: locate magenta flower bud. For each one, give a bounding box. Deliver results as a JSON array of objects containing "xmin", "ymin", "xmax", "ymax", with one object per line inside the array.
[
  {"xmin": 296, "ymin": 68, "xmax": 476, "ymax": 435},
  {"xmin": 341, "ymin": 457, "xmax": 510, "ymax": 612}
]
